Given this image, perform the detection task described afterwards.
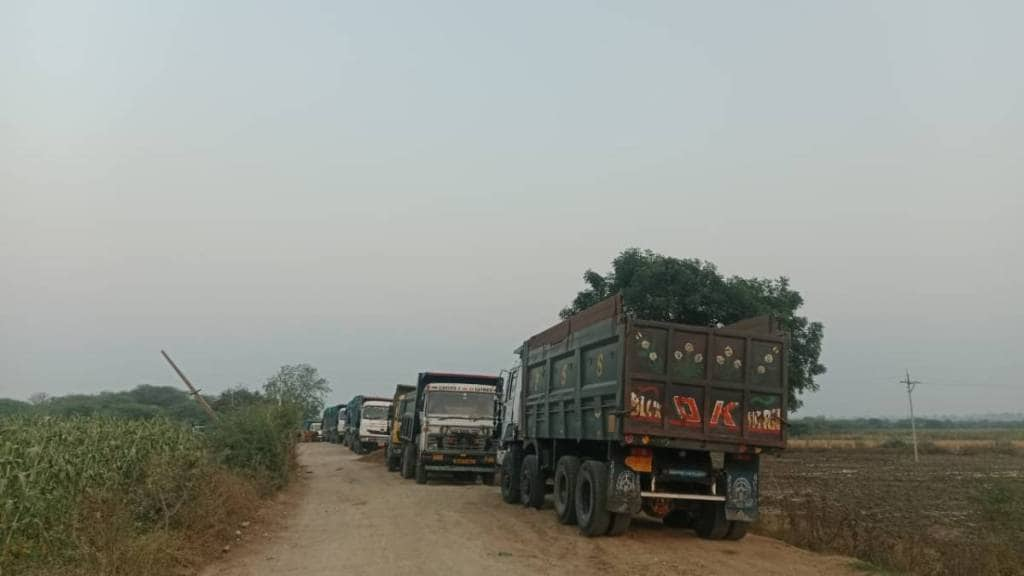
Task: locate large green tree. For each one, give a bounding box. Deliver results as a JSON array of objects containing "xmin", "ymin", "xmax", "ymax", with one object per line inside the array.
[
  {"xmin": 562, "ymin": 249, "xmax": 825, "ymax": 409},
  {"xmin": 262, "ymin": 364, "xmax": 331, "ymax": 420}
]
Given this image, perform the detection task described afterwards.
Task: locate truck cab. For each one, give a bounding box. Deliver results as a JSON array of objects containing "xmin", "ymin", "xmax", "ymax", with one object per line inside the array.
[
  {"xmin": 398, "ymin": 373, "xmax": 499, "ymax": 485},
  {"xmin": 357, "ymin": 400, "xmax": 392, "ymax": 453}
]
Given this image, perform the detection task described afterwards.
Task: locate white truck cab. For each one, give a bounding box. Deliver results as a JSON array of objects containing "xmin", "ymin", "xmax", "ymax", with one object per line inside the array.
[{"xmin": 358, "ymin": 400, "xmax": 392, "ymax": 451}]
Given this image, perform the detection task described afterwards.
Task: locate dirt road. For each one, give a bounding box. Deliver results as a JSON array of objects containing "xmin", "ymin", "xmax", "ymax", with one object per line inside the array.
[{"xmin": 202, "ymin": 444, "xmax": 858, "ymax": 576}]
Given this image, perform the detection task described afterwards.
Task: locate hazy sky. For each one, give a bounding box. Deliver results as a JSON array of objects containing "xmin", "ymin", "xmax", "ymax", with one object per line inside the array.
[{"xmin": 2, "ymin": 1, "xmax": 1021, "ymax": 417}]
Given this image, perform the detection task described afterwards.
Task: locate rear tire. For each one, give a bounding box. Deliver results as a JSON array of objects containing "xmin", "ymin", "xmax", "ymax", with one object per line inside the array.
[
  {"xmin": 554, "ymin": 456, "xmax": 581, "ymax": 525},
  {"xmin": 574, "ymin": 460, "xmax": 611, "ymax": 537},
  {"xmin": 400, "ymin": 444, "xmax": 415, "ymax": 479},
  {"xmin": 500, "ymin": 446, "xmax": 522, "ymax": 504},
  {"xmin": 724, "ymin": 521, "xmax": 749, "ymax": 541},
  {"xmin": 607, "ymin": 512, "xmax": 632, "ymax": 536},
  {"xmin": 520, "ymin": 454, "xmax": 545, "ymax": 509},
  {"xmin": 695, "ymin": 502, "xmax": 730, "ymax": 540}
]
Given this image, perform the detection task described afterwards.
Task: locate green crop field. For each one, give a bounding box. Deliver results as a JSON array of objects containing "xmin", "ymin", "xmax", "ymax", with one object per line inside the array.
[{"xmin": 0, "ymin": 406, "xmax": 298, "ymax": 576}]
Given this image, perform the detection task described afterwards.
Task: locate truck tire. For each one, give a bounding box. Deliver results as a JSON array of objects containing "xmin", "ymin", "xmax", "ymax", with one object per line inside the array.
[
  {"xmin": 724, "ymin": 521, "xmax": 748, "ymax": 541},
  {"xmin": 401, "ymin": 444, "xmax": 416, "ymax": 479},
  {"xmin": 607, "ymin": 512, "xmax": 632, "ymax": 536},
  {"xmin": 520, "ymin": 454, "xmax": 545, "ymax": 509},
  {"xmin": 554, "ymin": 456, "xmax": 580, "ymax": 524},
  {"xmin": 500, "ymin": 446, "xmax": 522, "ymax": 504},
  {"xmin": 574, "ymin": 460, "xmax": 611, "ymax": 537},
  {"xmin": 415, "ymin": 458, "xmax": 428, "ymax": 485},
  {"xmin": 695, "ymin": 502, "xmax": 730, "ymax": 540},
  {"xmin": 387, "ymin": 450, "xmax": 400, "ymax": 472}
]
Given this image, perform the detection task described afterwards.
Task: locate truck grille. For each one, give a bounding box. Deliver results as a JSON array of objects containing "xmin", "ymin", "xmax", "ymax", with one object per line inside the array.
[{"xmin": 442, "ymin": 432, "xmax": 488, "ymax": 452}]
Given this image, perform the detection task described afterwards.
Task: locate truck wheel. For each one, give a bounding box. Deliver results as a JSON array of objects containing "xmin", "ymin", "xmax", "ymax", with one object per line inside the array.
[
  {"xmin": 554, "ymin": 456, "xmax": 580, "ymax": 524},
  {"xmin": 607, "ymin": 512, "xmax": 632, "ymax": 536},
  {"xmin": 387, "ymin": 452, "xmax": 400, "ymax": 472},
  {"xmin": 415, "ymin": 458, "xmax": 428, "ymax": 485},
  {"xmin": 520, "ymin": 454, "xmax": 545, "ymax": 509},
  {"xmin": 574, "ymin": 460, "xmax": 611, "ymax": 537},
  {"xmin": 695, "ymin": 502, "xmax": 730, "ymax": 540},
  {"xmin": 400, "ymin": 444, "xmax": 416, "ymax": 479},
  {"xmin": 500, "ymin": 446, "xmax": 522, "ymax": 504},
  {"xmin": 724, "ymin": 521, "xmax": 748, "ymax": 541}
]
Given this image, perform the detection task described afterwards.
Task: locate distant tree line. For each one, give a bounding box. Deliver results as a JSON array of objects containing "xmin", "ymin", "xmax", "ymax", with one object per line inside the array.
[
  {"xmin": 790, "ymin": 416, "xmax": 1024, "ymax": 436},
  {"xmin": 0, "ymin": 363, "xmax": 331, "ymax": 423}
]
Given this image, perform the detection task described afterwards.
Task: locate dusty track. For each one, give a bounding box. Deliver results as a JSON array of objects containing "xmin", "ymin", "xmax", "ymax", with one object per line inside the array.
[{"xmin": 202, "ymin": 444, "xmax": 858, "ymax": 576}]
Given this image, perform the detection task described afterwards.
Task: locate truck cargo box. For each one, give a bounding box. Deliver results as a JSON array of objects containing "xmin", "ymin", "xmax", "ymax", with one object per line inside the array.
[{"xmin": 520, "ymin": 295, "xmax": 787, "ymax": 452}]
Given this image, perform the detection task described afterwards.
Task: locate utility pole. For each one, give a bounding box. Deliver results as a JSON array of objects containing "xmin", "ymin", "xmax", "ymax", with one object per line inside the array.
[
  {"xmin": 161, "ymin": 350, "xmax": 219, "ymax": 422},
  {"xmin": 901, "ymin": 369, "xmax": 921, "ymax": 462}
]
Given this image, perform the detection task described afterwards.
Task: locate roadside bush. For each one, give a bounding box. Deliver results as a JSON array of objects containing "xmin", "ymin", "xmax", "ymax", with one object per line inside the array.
[{"xmin": 207, "ymin": 403, "xmax": 301, "ymax": 491}]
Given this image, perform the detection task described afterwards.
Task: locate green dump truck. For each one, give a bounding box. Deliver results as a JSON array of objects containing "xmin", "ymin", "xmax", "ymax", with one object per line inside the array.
[{"xmin": 497, "ymin": 295, "xmax": 787, "ymax": 538}]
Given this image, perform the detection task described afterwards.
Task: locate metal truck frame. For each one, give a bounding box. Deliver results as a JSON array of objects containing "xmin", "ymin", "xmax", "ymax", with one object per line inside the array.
[
  {"xmin": 498, "ymin": 295, "xmax": 787, "ymax": 538},
  {"xmin": 397, "ymin": 372, "xmax": 500, "ymax": 485}
]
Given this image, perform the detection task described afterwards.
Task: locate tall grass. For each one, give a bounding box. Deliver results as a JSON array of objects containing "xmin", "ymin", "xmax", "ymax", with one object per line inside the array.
[{"xmin": 0, "ymin": 405, "xmax": 300, "ymax": 576}]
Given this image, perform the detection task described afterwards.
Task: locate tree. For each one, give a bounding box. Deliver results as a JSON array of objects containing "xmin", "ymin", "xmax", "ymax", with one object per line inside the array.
[
  {"xmin": 211, "ymin": 386, "xmax": 266, "ymax": 413},
  {"xmin": 27, "ymin": 392, "xmax": 50, "ymax": 405},
  {"xmin": 262, "ymin": 364, "xmax": 331, "ymax": 420},
  {"xmin": 562, "ymin": 248, "xmax": 825, "ymax": 409}
]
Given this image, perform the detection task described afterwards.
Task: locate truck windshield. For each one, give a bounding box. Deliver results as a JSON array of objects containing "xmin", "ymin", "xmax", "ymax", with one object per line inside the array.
[
  {"xmin": 362, "ymin": 405, "xmax": 389, "ymax": 420},
  {"xmin": 425, "ymin": 391, "xmax": 493, "ymax": 418}
]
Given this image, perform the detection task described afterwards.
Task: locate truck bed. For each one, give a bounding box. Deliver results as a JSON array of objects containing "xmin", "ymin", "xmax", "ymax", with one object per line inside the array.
[{"xmin": 521, "ymin": 295, "xmax": 787, "ymax": 452}]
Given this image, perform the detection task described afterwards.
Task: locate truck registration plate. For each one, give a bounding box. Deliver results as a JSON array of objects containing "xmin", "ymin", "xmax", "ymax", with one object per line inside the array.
[{"xmin": 453, "ymin": 458, "xmax": 477, "ymax": 465}]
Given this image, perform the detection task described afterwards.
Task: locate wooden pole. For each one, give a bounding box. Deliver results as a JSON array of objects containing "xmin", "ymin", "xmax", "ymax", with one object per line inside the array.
[{"xmin": 161, "ymin": 350, "xmax": 219, "ymax": 422}]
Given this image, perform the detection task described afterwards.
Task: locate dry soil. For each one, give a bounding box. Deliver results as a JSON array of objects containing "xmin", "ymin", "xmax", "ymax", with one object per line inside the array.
[{"xmin": 201, "ymin": 443, "xmax": 859, "ymax": 576}]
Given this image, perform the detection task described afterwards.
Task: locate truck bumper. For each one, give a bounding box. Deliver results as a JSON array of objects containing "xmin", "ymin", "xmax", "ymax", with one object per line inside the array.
[{"xmin": 419, "ymin": 451, "xmax": 496, "ymax": 472}]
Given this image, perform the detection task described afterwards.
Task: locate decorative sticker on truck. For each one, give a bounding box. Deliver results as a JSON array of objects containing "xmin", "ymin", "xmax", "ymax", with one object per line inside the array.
[
  {"xmin": 629, "ymin": 385, "xmax": 662, "ymax": 423},
  {"xmin": 667, "ymin": 395, "xmax": 740, "ymax": 432},
  {"xmin": 669, "ymin": 395, "xmax": 703, "ymax": 429},
  {"xmin": 746, "ymin": 394, "xmax": 783, "ymax": 434}
]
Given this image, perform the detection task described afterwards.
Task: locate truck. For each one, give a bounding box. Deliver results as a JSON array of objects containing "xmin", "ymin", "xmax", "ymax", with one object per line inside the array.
[
  {"xmin": 397, "ymin": 372, "xmax": 500, "ymax": 485},
  {"xmin": 321, "ymin": 404, "xmax": 347, "ymax": 444},
  {"xmin": 385, "ymin": 384, "xmax": 416, "ymax": 471},
  {"xmin": 497, "ymin": 295, "xmax": 787, "ymax": 538},
  {"xmin": 345, "ymin": 395, "xmax": 392, "ymax": 454}
]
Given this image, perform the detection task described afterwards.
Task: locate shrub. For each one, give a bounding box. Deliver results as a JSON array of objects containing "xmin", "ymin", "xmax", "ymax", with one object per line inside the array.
[{"xmin": 207, "ymin": 403, "xmax": 302, "ymax": 490}]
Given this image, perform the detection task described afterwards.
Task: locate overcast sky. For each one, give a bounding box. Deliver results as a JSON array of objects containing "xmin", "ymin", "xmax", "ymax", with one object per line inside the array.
[{"xmin": 1, "ymin": 1, "xmax": 1021, "ymax": 417}]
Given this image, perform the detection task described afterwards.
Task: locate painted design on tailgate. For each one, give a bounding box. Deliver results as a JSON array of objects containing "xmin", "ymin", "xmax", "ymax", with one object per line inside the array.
[
  {"xmin": 668, "ymin": 395, "xmax": 739, "ymax": 432},
  {"xmin": 746, "ymin": 394, "xmax": 783, "ymax": 434},
  {"xmin": 669, "ymin": 395, "xmax": 703, "ymax": 429},
  {"xmin": 670, "ymin": 333, "xmax": 706, "ymax": 381},
  {"xmin": 629, "ymin": 385, "xmax": 662, "ymax": 423},
  {"xmin": 709, "ymin": 400, "xmax": 739, "ymax": 431}
]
